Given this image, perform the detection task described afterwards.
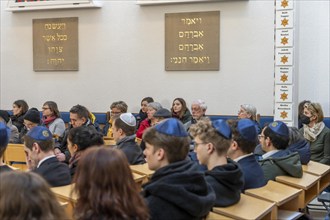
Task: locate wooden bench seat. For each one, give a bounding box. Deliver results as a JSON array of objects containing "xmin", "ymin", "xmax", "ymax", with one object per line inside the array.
[
  {"xmin": 3, "ymin": 143, "xmax": 27, "ymax": 170},
  {"xmin": 245, "ymin": 180, "xmax": 304, "ymax": 219},
  {"xmin": 276, "ymin": 172, "xmax": 320, "ymax": 208},
  {"xmin": 302, "ymin": 161, "xmax": 330, "ymax": 192},
  {"xmin": 130, "ymin": 163, "xmax": 154, "ymax": 182},
  {"xmin": 212, "ymin": 193, "xmax": 276, "ymax": 220}
]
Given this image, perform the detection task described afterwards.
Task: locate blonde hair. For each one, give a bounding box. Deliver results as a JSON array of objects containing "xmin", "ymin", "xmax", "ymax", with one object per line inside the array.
[{"xmin": 305, "ymin": 102, "xmax": 324, "ymax": 123}]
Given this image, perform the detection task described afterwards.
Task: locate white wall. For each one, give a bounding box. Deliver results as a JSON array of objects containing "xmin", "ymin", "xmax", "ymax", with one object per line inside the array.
[
  {"xmin": 0, "ymin": 0, "xmax": 328, "ymax": 118},
  {"xmin": 296, "ymin": 0, "xmax": 329, "ymax": 117}
]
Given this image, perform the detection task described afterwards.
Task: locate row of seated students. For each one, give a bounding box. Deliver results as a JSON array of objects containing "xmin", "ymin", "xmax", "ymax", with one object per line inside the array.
[
  {"xmin": 0, "ymin": 98, "xmax": 329, "ymax": 218},
  {"xmin": 0, "ymin": 114, "xmax": 328, "ymax": 219},
  {"xmin": 2, "ymin": 98, "xmax": 328, "ymax": 167}
]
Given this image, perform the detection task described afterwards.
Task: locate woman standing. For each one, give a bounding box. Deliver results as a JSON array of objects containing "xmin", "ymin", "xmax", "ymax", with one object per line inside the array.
[
  {"xmin": 171, "ymin": 98, "xmax": 192, "ymax": 124},
  {"xmin": 300, "ymin": 102, "xmax": 330, "ymax": 165},
  {"xmin": 41, "ymin": 101, "xmax": 65, "ymax": 138},
  {"xmin": 73, "ymin": 147, "xmax": 149, "ymax": 220},
  {"xmin": 10, "ymin": 99, "xmax": 29, "ymax": 132}
]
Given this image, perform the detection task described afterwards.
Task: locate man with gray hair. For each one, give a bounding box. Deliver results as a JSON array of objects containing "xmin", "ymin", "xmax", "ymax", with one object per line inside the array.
[
  {"xmin": 238, "ymin": 104, "xmax": 261, "ymax": 134},
  {"xmin": 184, "ymin": 99, "xmax": 207, "ymax": 131}
]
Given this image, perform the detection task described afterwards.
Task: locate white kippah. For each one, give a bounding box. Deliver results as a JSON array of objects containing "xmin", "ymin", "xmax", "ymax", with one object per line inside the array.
[{"xmin": 120, "ymin": 113, "xmax": 136, "ymax": 127}]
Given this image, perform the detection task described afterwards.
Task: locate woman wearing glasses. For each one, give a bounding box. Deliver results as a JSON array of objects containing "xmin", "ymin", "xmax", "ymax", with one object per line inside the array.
[
  {"xmin": 300, "ymin": 102, "xmax": 330, "ymax": 165},
  {"xmin": 41, "ymin": 101, "xmax": 65, "ymax": 138}
]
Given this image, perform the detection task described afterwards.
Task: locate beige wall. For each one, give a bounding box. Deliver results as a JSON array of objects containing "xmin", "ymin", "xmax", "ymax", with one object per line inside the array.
[{"xmin": 0, "ymin": 1, "xmax": 328, "ymax": 118}]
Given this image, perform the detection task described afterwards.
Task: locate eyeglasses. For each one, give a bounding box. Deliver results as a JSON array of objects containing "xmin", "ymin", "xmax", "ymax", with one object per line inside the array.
[
  {"xmin": 194, "ymin": 142, "xmax": 207, "ymax": 148},
  {"xmin": 258, "ymin": 135, "xmax": 265, "ymax": 140},
  {"xmin": 111, "ymin": 111, "xmax": 121, "ymax": 115}
]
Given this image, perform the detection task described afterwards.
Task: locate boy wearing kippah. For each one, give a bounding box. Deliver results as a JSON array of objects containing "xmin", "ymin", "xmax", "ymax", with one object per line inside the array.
[
  {"xmin": 142, "ymin": 118, "xmax": 215, "ymax": 220},
  {"xmin": 112, "ymin": 113, "xmax": 145, "ymax": 165},
  {"xmin": 227, "ymin": 119, "xmax": 266, "ymax": 191},
  {"xmin": 190, "ymin": 118, "xmax": 244, "ymax": 207},
  {"xmin": 24, "ymin": 126, "xmax": 71, "ymax": 187},
  {"xmin": 258, "ymin": 121, "xmax": 303, "ymax": 181}
]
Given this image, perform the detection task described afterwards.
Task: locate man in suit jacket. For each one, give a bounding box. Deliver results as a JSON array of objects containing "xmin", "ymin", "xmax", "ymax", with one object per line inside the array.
[
  {"xmin": 24, "ymin": 126, "xmax": 71, "ymax": 187},
  {"xmin": 227, "ymin": 119, "xmax": 266, "ymax": 191}
]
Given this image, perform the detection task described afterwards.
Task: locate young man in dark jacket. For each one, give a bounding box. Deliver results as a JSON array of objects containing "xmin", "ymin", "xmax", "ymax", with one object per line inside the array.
[
  {"xmin": 227, "ymin": 119, "xmax": 266, "ymax": 191},
  {"xmin": 258, "ymin": 121, "xmax": 303, "ymax": 181},
  {"xmin": 112, "ymin": 113, "xmax": 144, "ymax": 165},
  {"xmin": 190, "ymin": 118, "xmax": 244, "ymax": 207},
  {"xmin": 142, "ymin": 118, "xmax": 215, "ymax": 220},
  {"xmin": 23, "ymin": 126, "xmax": 71, "ymax": 187}
]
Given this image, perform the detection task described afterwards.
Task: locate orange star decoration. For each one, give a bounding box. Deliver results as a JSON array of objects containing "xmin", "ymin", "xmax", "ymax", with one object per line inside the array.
[
  {"xmin": 280, "ymin": 111, "xmax": 288, "ymax": 119},
  {"xmin": 281, "ymin": 55, "xmax": 288, "ymax": 64},
  {"xmin": 281, "ymin": 0, "xmax": 289, "ymax": 8},
  {"xmin": 280, "ymin": 74, "xmax": 288, "ymax": 83},
  {"xmin": 280, "ymin": 92, "xmax": 288, "ymax": 101},
  {"xmin": 281, "ymin": 37, "xmax": 289, "ymax": 45},
  {"xmin": 281, "ymin": 18, "xmax": 289, "ymax": 27}
]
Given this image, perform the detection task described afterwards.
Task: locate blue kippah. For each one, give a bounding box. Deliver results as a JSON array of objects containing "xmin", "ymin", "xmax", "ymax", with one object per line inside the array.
[
  {"xmin": 0, "ymin": 122, "xmax": 11, "ymax": 148},
  {"xmin": 268, "ymin": 121, "xmax": 289, "ymax": 137},
  {"xmin": 26, "ymin": 126, "xmax": 52, "ymax": 141},
  {"xmin": 155, "ymin": 118, "xmax": 188, "ymax": 137},
  {"xmin": 211, "ymin": 119, "xmax": 232, "ymax": 139},
  {"xmin": 237, "ymin": 119, "xmax": 258, "ymax": 141}
]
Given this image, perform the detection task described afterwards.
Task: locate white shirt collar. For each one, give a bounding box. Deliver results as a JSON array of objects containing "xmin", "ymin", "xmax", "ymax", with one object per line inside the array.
[
  {"xmin": 37, "ymin": 155, "xmax": 56, "ymax": 168},
  {"xmin": 262, "ymin": 150, "xmax": 280, "ymax": 159},
  {"xmin": 234, "ymin": 153, "xmax": 254, "ymax": 162}
]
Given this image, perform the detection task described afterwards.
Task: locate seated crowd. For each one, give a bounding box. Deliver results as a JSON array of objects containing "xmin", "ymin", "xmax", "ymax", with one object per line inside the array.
[{"xmin": 0, "ymin": 98, "xmax": 329, "ymax": 219}]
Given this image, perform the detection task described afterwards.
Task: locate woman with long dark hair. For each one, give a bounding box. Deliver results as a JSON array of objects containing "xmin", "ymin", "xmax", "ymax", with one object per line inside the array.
[
  {"xmin": 73, "ymin": 147, "xmax": 149, "ymax": 220},
  {"xmin": 10, "ymin": 99, "xmax": 29, "ymax": 132},
  {"xmin": 0, "ymin": 171, "xmax": 67, "ymax": 220},
  {"xmin": 171, "ymin": 98, "xmax": 192, "ymax": 124}
]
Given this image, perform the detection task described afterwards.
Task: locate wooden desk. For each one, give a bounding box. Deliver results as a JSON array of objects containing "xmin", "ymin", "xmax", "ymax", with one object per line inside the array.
[
  {"xmin": 3, "ymin": 143, "xmax": 27, "ymax": 170},
  {"xmin": 276, "ymin": 173, "xmax": 320, "ymax": 208},
  {"xmin": 51, "ymin": 184, "xmax": 76, "ymax": 220},
  {"xmin": 212, "ymin": 193, "xmax": 276, "ymax": 220},
  {"xmin": 103, "ymin": 138, "xmax": 116, "ymax": 146},
  {"xmin": 245, "ymin": 180, "xmax": 303, "ymax": 219},
  {"xmin": 302, "ymin": 161, "xmax": 330, "ymax": 192},
  {"xmin": 132, "ymin": 173, "xmax": 147, "ymax": 189},
  {"xmin": 206, "ymin": 211, "xmax": 234, "ymax": 220},
  {"xmin": 130, "ymin": 163, "xmax": 154, "ymax": 181}
]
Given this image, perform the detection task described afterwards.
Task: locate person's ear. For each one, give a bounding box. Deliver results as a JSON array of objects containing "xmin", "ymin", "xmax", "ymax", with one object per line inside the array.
[
  {"xmin": 72, "ymin": 144, "xmax": 79, "ymax": 153},
  {"xmin": 119, "ymin": 128, "xmax": 124, "ymax": 136},
  {"xmin": 231, "ymin": 140, "xmax": 239, "ymax": 151},
  {"xmin": 265, "ymin": 137, "xmax": 271, "ymax": 147},
  {"xmin": 207, "ymin": 143, "xmax": 214, "ymax": 154},
  {"xmin": 82, "ymin": 117, "xmax": 87, "ymax": 124},
  {"xmin": 156, "ymin": 148, "xmax": 165, "ymax": 161},
  {"xmin": 32, "ymin": 143, "xmax": 41, "ymax": 153}
]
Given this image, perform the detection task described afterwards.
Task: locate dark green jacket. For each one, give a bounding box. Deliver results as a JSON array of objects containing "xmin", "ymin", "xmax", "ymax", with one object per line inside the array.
[{"xmin": 258, "ymin": 151, "xmax": 303, "ymax": 181}]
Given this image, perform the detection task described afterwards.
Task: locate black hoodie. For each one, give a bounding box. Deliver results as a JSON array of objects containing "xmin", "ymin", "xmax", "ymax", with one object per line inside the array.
[
  {"xmin": 205, "ymin": 158, "xmax": 244, "ymax": 207},
  {"xmin": 142, "ymin": 159, "xmax": 215, "ymax": 220}
]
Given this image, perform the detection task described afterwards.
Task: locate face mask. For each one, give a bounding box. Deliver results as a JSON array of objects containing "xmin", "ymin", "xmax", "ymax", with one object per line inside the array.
[{"xmin": 300, "ymin": 115, "xmax": 311, "ymax": 125}]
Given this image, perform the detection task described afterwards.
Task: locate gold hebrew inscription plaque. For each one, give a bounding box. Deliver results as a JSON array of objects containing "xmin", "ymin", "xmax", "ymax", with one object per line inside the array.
[
  {"xmin": 33, "ymin": 17, "xmax": 78, "ymax": 71},
  {"xmin": 165, "ymin": 11, "xmax": 220, "ymax": 71}
]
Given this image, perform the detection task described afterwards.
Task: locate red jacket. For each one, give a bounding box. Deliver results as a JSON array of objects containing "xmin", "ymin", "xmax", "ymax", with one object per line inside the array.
[{"xmin": 136, "ymin": 119, "xmax": 151, "ymax": 139}]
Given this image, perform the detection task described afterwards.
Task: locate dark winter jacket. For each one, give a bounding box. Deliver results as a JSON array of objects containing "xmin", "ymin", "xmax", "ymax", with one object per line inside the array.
[
  {"xmin": 116, "ymin": 135, "xmax": 145, "ymax": 165},
  {"xmin": 205, "ymin": 159, "xmax": 244, "ymax": 207},
  {"xmin": 258, "ymin": 151, "xmax": 303, "ymax": 181},
  {"xmin": 142, "ymin": 160, "xmax": 215, "ymax": 220},
  {"xmin": 286, "ymin": 140, "xmax": 311, "ymax": 165}
]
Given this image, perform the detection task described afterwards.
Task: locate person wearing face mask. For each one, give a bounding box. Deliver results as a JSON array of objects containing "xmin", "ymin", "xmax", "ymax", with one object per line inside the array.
[{"xmin": 300, "ymin": 102, "xmax": 330, "ymax": 165}]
